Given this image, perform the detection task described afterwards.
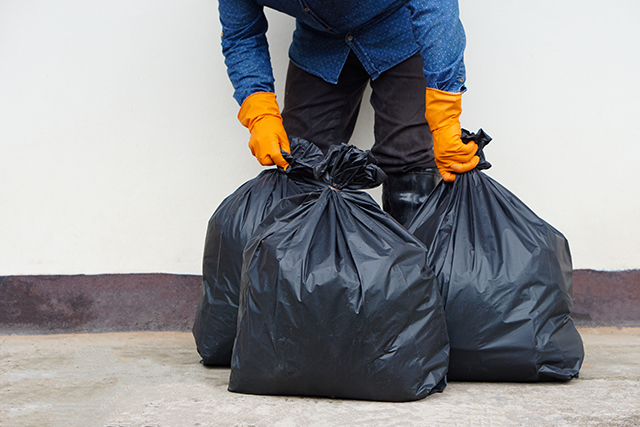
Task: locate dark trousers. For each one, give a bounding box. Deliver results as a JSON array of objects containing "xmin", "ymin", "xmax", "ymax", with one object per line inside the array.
[{"xmin": 282, "ymin": 52, "xmax": 435, "ymax": 175}]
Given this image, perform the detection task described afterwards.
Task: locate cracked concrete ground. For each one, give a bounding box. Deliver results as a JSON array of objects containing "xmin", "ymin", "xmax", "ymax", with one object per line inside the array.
[{"xmin": 1, "ymin": 327, "xmax": 639, "ymax": 427}]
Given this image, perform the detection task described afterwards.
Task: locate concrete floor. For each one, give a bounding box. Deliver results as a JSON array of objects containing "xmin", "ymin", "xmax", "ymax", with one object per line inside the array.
[{"xmin": 1, "ymin": 328, "xmax": 639, "ymax": 427}]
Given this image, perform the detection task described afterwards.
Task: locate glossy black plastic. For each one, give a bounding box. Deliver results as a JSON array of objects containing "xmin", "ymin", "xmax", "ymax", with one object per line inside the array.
[
  {"xmin": 407, "ymin": 129, "xmax": 584, "ymax": 381},
  {"xmin": 229, "ymin": 144, "xmax": 450, "ymax": 401},
  {"xmin": 192, "ymin": 137, "xmax": 324, "ymax": 366}
]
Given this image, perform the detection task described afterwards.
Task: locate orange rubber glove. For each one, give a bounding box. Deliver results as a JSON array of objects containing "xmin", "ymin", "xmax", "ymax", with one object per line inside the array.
[
  {"xmin": 238, "ymin": 92, "xmax": 290, "ymax": 169},
  {"xmin": 425, "ymin": 88, "xmax": 479, "ymax": 182}
]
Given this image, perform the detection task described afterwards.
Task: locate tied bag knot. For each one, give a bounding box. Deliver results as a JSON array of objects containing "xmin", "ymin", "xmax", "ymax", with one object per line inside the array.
[{"xmin": 313, "ymin": 143, "xmax": 387, "ymax": 190}]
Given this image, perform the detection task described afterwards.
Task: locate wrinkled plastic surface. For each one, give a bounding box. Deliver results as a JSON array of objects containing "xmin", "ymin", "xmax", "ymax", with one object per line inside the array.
[
  {"xmin": 407, "ymin": 129, "xmax": 584, "ymax": 382},
  {"xmin": 312, "ymin": 144, "xmax": 387, "ymax": 190},
  {"xmin": 192, "ymin": 137, "xmax": 324, "ymax": 366},
  {"xmin": 229, "ymin": 144, "xmax": 450, "ymax": 401}
]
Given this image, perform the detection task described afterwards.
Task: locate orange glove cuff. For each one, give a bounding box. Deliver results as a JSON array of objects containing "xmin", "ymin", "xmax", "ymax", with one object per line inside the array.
[
  {"xmin": 238, "ymin": 92, "xmax": 282, "ymax": 130},
  {"xmin": 425, "ymin": 88, "xmax": 463, "ymax": 132},
  {"xmin": 425, "ymin": 88, "xmax": 478, "ymax": 182},
  {"xmin": 237, "ymin": 92, "xmax": 290, "ymax": 168}
]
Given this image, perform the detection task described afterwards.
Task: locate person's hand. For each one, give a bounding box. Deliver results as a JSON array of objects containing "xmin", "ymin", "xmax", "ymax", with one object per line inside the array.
[
  {"xmin": 238, "ymin": 92, "xmax": 290, "ymax": 169},
  {"xmin": 425, "ymin": 88, "xmax": 479, "ymax": 182}
]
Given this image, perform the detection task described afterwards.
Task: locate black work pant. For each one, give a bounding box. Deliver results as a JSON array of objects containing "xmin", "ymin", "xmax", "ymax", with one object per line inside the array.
[{"xmin": 282, "ymin": 52, "xmax": 435, "ymax": 175}]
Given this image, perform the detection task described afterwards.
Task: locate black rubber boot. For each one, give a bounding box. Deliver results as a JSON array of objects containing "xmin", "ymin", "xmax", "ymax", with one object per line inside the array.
[{"xmin": 382, "ymin": 168, "xmax": 442, "ymax": 228}]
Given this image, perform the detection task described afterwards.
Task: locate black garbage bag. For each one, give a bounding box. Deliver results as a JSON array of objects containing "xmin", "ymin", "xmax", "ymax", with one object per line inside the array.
[
  {"xmin": 407, "ymin": 129, "xmax": 584, "ymax": 382},
  {"xmin": 192, "ymin": 137, "xmax": 324, "ymax": 366},
  {"xmin": 229, "ymin": 144, "xmax": 450, "ymax": 401}
]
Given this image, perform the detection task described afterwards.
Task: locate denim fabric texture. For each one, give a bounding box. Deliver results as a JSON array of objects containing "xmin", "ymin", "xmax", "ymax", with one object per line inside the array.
[{"xmin": 219, "ymin": 0, "xmax": 467, "ymax": 104}]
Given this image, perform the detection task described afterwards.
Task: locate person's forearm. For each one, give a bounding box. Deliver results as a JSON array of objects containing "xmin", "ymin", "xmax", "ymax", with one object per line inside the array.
[
  {"xmin": 404, "ymin": 0, "xmax": 467, "ymax": 93},
  {"xmin": 219, "ymin": 0, "xmax": 276, "ymax": 104},
  {"xmin": 405, "ymin": 0, "xmax": 477, "ymax": 181}
]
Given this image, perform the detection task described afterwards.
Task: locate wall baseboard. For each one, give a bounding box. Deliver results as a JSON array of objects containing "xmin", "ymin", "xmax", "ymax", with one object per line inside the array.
[
  {"xmin": 1, "ymin": 269, "xmax": 638, "ymax": 334},
  {"xmin": 571, "ymin": 269, "xmax": 640, "ymax": 327},
  {"xmin": 0, "ymin": 274, "xmax": 199, "ymax": 334}
]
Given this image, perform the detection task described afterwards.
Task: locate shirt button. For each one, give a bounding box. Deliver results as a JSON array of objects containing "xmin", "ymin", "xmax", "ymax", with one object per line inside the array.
[
  {"xmin": 347, "ymin": 35, "xmax": 353, "ymax": 41},
  {"xmin": 304, "ymin": 7, "xmax": 309, "ymax": 12},
  {"xmin": 459, "ymin": 78, "xmax": 464, "ymax": 82}
]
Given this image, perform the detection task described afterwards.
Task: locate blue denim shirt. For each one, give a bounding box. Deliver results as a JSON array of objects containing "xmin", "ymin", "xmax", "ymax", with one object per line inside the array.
[{"xmin": 219, "ymin": 0, "xmax": 467, "ymax": 105}]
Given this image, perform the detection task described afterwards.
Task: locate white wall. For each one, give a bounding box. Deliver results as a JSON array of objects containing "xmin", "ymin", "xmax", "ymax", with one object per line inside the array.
[{"xmin": 1, "ymin": 0, "xmax": 638, "ymax": 275}]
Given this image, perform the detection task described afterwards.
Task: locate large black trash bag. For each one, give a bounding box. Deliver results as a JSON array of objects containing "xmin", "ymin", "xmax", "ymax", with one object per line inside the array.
[
  {"xmin": 192, "ymin": 137, "xmax": 324, "ymax": 366},
  {"xmin": 407, "ymin": 129, "xmax": 584, "ymax": 382},
  {"xmin": 229, "ymin": 144, "xmax": 450, "ymax": 401}
]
